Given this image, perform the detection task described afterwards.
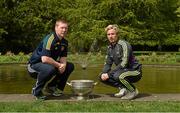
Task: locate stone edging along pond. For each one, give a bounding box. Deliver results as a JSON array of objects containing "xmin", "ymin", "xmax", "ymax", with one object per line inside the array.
[{"xmin": 1, "ymin": 93, "xmax": 180, "ymax": 102}]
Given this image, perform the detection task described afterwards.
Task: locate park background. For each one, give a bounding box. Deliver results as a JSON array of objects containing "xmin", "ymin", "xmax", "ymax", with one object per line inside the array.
[
  {"xmin": 0, "ymin": 0, "xmax": 180, "ymax": 54},
  {"xmin": 0, "ymin": 0, "xmax": 180, "ymax": 112}
]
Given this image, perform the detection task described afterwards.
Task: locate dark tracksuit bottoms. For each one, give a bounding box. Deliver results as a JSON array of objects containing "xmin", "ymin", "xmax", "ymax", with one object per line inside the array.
[
  {"xmin": 30, "ymin": 62, "xmax": 74, "ymax": 96},
  {"xmin": 99, "ymin": 65, "xmax": 142, "ymax": 92}
]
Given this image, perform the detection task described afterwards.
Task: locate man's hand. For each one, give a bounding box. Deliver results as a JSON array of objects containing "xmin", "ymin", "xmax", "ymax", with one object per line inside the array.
[
  {"xmin": 41, "ymin": 56, "xmax": 67, "ymax": 74},
  {"xmin": 58, "ymin": 63, "xmax": 66, "ymax": 74},
  {"xmin": 101, "ymin": 73, "xmax": 109, "ymax": 81}
]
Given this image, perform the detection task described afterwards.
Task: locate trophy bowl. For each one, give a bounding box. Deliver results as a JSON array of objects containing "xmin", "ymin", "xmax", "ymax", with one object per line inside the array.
[{"xmin": 67, "ymin": 80, "xmax": 97, "ymax": 100}]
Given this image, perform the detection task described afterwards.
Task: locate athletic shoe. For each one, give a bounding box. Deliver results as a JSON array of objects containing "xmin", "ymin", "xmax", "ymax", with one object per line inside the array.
[
  {"xmin": 121, "ymin": 88, "xmax": 139, "ymax": 100},
  {"xmin": 114, "ymin": 88, "xmax": 128, "ymax": 98},
  {"xmin": 44, "ymin": 86, "xmax": 63, "ymax": 97},
  {"xmin": 35, "ymin": 95, "xmax": 47, "ymax": 100},
  {"xmin": 52, "ymin": 87, "xmax": 63, "ymax": 96},
  {"xmin": 34, "ymin": 91, "xmax": 47, "ymax": 100}
]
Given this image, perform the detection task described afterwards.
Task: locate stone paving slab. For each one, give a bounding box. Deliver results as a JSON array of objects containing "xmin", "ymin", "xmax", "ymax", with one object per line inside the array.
[{"xmin": 0, "ymin": 93, "xmax": 180, "ymax": 102}]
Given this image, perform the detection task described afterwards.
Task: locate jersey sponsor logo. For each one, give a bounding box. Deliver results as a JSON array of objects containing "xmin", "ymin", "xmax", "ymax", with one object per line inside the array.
[
  {"xmin": 55, "ymin": 42, "xmax": 60, "ymax": 50},
  {"xmin": 55, "ymin": 47, "xmax": 58, "ymax": 50}
]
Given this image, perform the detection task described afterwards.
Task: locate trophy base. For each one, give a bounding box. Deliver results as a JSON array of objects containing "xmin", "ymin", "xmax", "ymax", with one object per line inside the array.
[{"xmin": 71, "ymin": 95, "xmax": 89, "ymax": 100}]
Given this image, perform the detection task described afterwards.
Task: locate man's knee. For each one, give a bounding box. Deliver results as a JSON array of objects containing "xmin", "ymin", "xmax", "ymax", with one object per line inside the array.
[
  {"xmin": 119, "ymin": 75, "xmax": 124, "ymax": 81},
  {"xmin": 41, "ymin": 64, "xmax": 56, "ymax": 75}
]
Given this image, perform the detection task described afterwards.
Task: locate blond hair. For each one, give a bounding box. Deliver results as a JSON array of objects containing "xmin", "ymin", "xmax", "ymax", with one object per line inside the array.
[{"xmin": 105, "ymin": 24, "xmax": 119, "ymax": 33}]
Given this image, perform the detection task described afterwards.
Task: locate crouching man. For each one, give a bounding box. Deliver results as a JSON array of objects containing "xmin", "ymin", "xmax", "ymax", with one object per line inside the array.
[
  {"xmin": 27, "ymin": 18, "xmax": 74, "ymax": 100},
  {"xmin": 99, "ymin": 24, "xmax": 142, "ymax": 100}
]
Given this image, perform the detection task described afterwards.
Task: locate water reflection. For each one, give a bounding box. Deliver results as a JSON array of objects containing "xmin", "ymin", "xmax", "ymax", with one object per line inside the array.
[{"xmin": 0, "ymin": 64, "xmax": 180, "ymax": 94}]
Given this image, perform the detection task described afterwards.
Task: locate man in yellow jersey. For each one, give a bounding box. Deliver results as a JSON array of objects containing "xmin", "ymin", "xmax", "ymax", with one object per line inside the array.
[
  {"xmin": 99, "ymin": 24, "xmax": 142, "ymax": 100},
  {"xmin": 28, "ymin": 18, "xmax": 74, "ymax": 100}
]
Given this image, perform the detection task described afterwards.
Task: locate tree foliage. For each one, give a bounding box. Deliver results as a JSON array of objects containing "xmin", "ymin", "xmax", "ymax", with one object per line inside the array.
[{"xmin": 0, "ymin": 0, "xmax": 179, "ymax": 53}]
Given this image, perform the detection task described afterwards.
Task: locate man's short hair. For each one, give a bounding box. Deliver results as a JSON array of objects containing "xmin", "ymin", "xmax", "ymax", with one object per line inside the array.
[
  {"xmin": 56, "ymin": 18, "xmax": 68, "ymax": 24},
  {"xmin": 56, "ymin": 18, "xmax": 68, "ymax": 25}
]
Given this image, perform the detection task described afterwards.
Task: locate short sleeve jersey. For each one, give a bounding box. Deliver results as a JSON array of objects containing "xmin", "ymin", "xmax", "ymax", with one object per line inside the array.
[{"xmin": 29, "ymin": 32, "xmax": 68, "ymax": 64}]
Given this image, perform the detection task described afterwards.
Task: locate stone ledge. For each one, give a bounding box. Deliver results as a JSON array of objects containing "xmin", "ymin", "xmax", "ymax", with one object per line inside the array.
[{"xmin": 0, "ymin": 93, "xmax": 180, "ymax": 102}]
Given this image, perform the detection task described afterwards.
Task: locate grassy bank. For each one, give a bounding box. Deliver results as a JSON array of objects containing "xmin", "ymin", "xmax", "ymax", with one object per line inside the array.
[
  {"xmin": 0, "ymin": 52, "xmax": 30, "ymax": 64},
  {"xmin": 0, "ymin": 51, "xmax": 180, "ymax": 65},
  {"xmin": 0, "ymin": 101, "xmax": 180, "ymax": 112}
]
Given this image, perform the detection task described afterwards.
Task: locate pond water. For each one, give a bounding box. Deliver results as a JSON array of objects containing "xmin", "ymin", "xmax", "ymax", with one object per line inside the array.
[{"xmin": 0, "ymin": 64, "xmax": 180, "ymax": 94}]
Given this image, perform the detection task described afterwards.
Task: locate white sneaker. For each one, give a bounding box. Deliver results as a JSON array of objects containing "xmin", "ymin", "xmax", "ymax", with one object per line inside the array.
[
  {"xmin": 121, "ymin": 88, "xmax": 139, "ymax": 100},
  {"xmin": 114, "ymin": 88, "xmax": 128, "ymax": 98}
]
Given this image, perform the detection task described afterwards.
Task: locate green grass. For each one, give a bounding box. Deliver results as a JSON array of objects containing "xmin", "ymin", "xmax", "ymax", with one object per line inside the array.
[
  {"xmin": 0, "ymin": 55, "xmax": 30, "ymax": 64},
  {"xmin": 0, "ymin": 101, "xmax": 180, "ymax": 112}
]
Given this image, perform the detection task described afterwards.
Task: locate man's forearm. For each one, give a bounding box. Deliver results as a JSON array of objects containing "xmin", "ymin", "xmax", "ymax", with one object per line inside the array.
[
  {"xmin": 41, "ymin": 56, "xmax": 60, "ymax": 68},
  {"xmin": 102, "ymin": 64, "xmax": 111, "ymax": 73}
]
